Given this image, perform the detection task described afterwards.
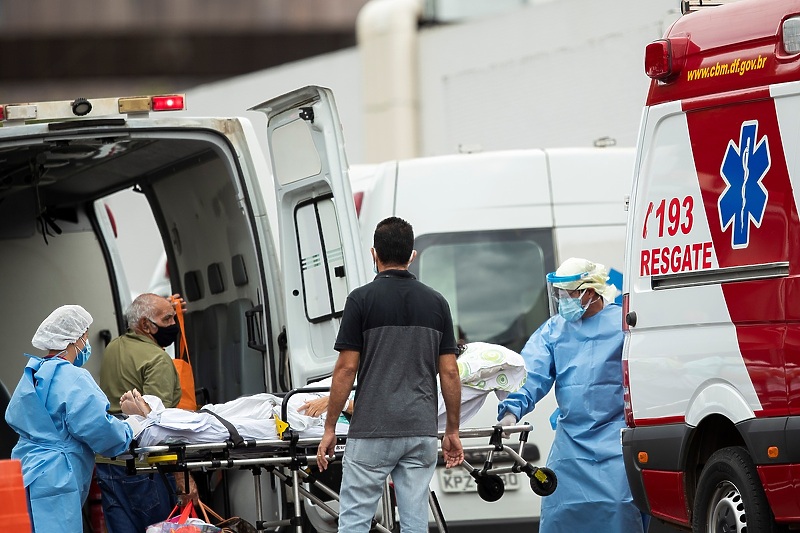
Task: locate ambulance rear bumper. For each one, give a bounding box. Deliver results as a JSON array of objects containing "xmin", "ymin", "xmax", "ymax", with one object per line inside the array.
[{"xmin": 621, "ymin": 423, "xmax": 689, "ymax": 516}]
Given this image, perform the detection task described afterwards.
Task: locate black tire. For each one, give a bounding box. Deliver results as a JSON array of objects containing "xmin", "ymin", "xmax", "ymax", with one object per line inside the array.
[
  {"xmin": 475, "ymin": 474, "xmax": 505, "ymax": 502},
  {"xmin": 692, "ymin": 446, "xmax": 777, "ymax": 533}
]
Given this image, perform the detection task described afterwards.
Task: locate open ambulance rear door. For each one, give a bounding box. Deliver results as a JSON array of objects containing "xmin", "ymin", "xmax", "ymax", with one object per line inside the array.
[{"xmin": 251, "ymin": 86, "xmax": 368, "ymax": 389}]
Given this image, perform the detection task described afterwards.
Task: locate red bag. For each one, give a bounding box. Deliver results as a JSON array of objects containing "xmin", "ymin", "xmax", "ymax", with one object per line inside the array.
[
  {"xmin": 173, "ymin": 301, "xmax": 198, "ymax": 411},
  {"xmin": 146, "ymin": 502, "xmax": 220, "ymax": 533}
]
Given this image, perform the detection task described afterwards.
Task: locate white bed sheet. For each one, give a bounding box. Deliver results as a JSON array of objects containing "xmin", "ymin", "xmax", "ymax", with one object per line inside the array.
[{"xmin": 133, "ymin": 343, "xmax": 526, "ymax": 448}]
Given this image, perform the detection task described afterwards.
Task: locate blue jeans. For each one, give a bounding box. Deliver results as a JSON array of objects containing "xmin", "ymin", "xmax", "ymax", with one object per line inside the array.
[
  {"xmin": 95, "ymin": 463, "xmax": 177, "ymax": 533},
  {"xmin": 338, "ymin": 436, "xmax": 438, "ymax": 533}
]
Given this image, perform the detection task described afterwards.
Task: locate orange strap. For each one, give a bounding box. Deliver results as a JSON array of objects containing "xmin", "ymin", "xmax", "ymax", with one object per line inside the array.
[{"xmin": 174, "ymin": 298, "xmax": 190, "ymax": 363}]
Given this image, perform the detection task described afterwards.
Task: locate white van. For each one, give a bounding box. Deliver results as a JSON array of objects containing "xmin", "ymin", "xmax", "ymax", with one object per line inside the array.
[
  {"xmin": 0, "ymin": 87, "xmax": 367, "ymax": 529},
  {"xmin": 350, "ymin": 147, "xmax": 634, "ymax": 530},
  {"xmin": 621, "ymin": 0, "xmax": 800, "ymax": 530}
]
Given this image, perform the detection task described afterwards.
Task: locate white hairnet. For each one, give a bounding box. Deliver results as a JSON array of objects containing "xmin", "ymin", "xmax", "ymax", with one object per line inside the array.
[
  {"xmin": 31, "ymin": 305, "xmax": 93, "ymax": 351},
  {"xmin": 551, "ymin": 257, "xmax": 620, "ymax": 302}
]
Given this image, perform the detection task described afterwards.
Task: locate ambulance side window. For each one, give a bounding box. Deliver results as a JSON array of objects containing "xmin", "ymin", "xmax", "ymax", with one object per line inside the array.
[
  {"xmin": 410, "ymin": 229, "xmax": 555, "ymax": 353},
  {"xmin": 295, "ymin": 195, "xmax": 348, "ymax": 322}
]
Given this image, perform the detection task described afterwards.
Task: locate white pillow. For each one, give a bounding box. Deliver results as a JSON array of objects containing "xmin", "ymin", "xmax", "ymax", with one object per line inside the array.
[{"xmin": 456, "ymin": 342, "xmax": 527, "ymax": 392}]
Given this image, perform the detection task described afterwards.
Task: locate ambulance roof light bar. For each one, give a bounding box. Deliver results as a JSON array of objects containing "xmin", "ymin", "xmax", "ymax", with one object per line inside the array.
[
  {"xmin": 0, "ymin": 94, "xmax": 185, "ymax": 125},
  {"xmin": 680, "ymin": 0, "xmax": 741, "ymax": 15}
]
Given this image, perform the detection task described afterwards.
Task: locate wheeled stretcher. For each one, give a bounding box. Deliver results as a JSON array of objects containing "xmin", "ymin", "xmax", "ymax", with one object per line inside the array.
[{"xmin": 129, "ymin": 387, "xmax": 558, "ymax": 532}]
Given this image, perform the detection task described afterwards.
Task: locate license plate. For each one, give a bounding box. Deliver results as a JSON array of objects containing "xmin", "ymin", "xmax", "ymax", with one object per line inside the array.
[{"xmin": 437, "ymin": 469, "xmax": 521, "ymax": 493}]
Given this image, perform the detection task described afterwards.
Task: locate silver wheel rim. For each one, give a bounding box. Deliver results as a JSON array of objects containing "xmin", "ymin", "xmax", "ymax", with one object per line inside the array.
[{"xmin": 706, "ymin": 480, "xmax": 747, "ymax": 533}]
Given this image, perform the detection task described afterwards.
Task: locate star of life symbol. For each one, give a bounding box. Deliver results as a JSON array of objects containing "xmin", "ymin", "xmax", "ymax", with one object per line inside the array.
[{"xmin": 718, "ymin": 120, "xmax": 770, "ymax": 249}]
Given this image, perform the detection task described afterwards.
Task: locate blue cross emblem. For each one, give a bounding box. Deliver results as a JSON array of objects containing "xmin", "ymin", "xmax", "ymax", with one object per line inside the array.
[{"xmin": 718, "ymin": 121, "xmax": 770, "ymax": 249}]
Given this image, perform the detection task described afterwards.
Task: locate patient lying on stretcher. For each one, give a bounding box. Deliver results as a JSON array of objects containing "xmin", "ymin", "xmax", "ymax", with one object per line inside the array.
[{"xmin": 123, "ymin": 342, "xmax": 526, "ymax": 449}]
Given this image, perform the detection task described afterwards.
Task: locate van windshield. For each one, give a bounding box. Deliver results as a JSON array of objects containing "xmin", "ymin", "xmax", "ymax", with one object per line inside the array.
[{"xmin": 410, "ymin": 229, "xmax": 554, "ymax": 353}]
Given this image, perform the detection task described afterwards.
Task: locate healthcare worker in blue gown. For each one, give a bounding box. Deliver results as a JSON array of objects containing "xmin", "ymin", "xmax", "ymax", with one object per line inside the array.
[
  {"xmin": 5, "ymin": 305, "xmax": 145, "ymax": 533},
  {"xmin": 498, "ymin": 258, "xmax": 646, "ymax": 533}
]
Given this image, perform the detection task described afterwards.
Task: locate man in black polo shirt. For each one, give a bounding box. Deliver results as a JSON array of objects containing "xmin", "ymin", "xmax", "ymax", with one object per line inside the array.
[{"xmin": 316, "ymin": 216, "xmax": 464, "ymax": 533}]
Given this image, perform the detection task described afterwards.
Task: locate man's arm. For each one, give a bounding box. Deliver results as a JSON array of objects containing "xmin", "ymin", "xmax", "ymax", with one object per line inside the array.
[
  {"xmin": 317, "ymin": 349, "xmax": 359, "ymax": 471},
  {"xmin": 497, "ymin": 324, "xmax": 555, "ymax": 422},
  {"xmin": 439, "ymin": 353, "xmax": 460, "ymax": 433},
  {"xmin": 324, "ymin": 350, "xmax": 359, "ymax": 430},
  {"xmin": 439, "ymin": 353, "xmax": 464, "ymax": 467}
]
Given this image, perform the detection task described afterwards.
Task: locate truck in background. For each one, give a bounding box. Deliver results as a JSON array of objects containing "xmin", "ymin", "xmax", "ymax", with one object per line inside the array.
[
  {"xmin": 350, "ymin": 147, "xmax": 634, "ymax": 530},
  {"xmin": 621, "ymin": 0, "xmax": 800, "ymax": 530},
  {"xmin": 0, "ymin": 86, "xmax": 367, "ymax": 531}
]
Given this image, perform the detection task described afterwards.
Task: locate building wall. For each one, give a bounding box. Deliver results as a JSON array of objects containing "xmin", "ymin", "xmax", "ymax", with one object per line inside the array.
[
  {"xmin": 0, "ymin": 0, "xmax": 369, "ymax": 103},
  {"xmin": 0, "ymin": 0, "xmax": 367, "ymax": 34},
  {"xmin": 416, "ymin": 0, "xmax": 679, "ymax": 155}
]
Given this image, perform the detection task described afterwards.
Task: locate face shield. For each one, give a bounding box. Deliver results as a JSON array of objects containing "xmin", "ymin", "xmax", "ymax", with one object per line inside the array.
[{"xmin": 545, "ymin": 270, "xmax": 591, "ymax": 317}]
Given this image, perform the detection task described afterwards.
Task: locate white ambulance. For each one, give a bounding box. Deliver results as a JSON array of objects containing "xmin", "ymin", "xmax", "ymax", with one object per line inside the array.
[
  {"xmin": 350, "ymin": 147, "xmax": 634, "ymax": 531},
  {"xmin": 622, "ymin": 0, "xmax": 800, "ymax": 530},
  {"xmin": 0, "ymin": 87, "xmax": 368, "ymax": 529}
]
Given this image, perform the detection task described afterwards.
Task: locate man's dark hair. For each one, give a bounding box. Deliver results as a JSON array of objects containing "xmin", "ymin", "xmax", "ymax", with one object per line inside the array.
[{"xmin": 373, "ymin": 217, "xmax": 414, "ymax": 266}]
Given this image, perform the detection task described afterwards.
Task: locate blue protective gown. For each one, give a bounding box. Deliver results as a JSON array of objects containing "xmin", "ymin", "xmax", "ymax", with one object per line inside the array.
[
  {"xmin": 498, "ymin": 303, "xmax": 643, "ymax": 533},
  {"xmin": 5, "ymin": 355, "xmax": 134, "ymax": 533}
]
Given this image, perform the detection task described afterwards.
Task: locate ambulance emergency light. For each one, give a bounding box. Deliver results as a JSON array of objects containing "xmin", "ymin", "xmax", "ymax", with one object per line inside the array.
[
  {"xmin": 645, "ymin": 37, "xmax": 689, "ymax": 81},
  {"xmin": 0, "ymin": 94, "xmax": 186, "ymax": 125}
]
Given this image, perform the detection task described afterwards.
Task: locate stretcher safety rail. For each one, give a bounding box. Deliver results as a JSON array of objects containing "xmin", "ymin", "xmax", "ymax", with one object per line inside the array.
[{"xmin": 129, "ymin": 387, "xmax": 558, "ymax": 533}]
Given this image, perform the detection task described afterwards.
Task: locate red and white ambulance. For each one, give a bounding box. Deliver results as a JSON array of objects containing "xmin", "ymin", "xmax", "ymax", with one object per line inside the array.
[{"xmin": 622, "ymin": 0, "xmax": 800, "ymax": 530}]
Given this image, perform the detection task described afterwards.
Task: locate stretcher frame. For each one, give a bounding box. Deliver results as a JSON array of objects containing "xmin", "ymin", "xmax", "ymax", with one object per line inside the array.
[{"xmin": 130, "ymin": 387, "xmax": 557, "ymax": 533}]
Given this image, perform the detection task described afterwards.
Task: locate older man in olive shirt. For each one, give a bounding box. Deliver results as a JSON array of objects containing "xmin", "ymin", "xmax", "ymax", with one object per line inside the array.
[
  {"xmin": 100, "ymin": 294, "xmax": 181, "ymax": 413},
  {"xmin": 96, "ymin": 293, "xmax": 183, "ymax": 533}
]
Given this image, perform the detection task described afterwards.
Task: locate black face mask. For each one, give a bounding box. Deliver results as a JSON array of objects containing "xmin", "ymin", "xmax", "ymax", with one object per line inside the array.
[{"xmin": 149, "ymin": 320, "xmax": 180, "ymax": 348}]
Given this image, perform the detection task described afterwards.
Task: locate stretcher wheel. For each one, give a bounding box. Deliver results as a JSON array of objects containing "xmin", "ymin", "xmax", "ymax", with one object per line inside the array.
[
  {"xmin": 475, "ymin": 473, "xmax": 505, "ymax": 502},
  {"xmin": 530, "ymin": 467, "xmax": 557, "ymax": 496}
]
